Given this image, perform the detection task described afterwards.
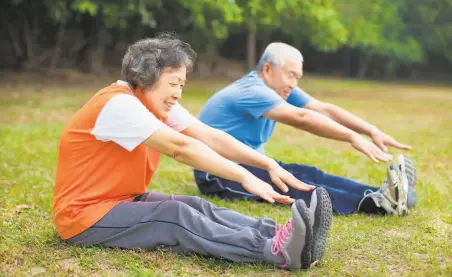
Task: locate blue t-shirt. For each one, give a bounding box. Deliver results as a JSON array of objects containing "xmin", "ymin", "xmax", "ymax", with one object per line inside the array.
[{"xmin": 198, "ymin": 71, "xmax": 311, "ymax": 152}]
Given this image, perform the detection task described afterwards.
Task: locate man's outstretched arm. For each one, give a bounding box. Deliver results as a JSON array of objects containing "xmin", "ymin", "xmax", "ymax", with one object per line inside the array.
[
  {"xmin": 181, "ymin": 122, "xmax": 315, "ymax": 193},
  {"xmin": 263, "ymin": 103, "xmax": 393, "ymax": 163},
  {"xmin": 304, "ymin": 98, "xmax": 411, "ymax": 152}
]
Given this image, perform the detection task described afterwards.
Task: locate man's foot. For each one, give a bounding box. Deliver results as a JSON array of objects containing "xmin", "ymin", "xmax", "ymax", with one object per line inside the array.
[
  {"xmin": 398, "ymin": 154, "xmax": 417, "ymax": 187},
  {"xmin": 358, "ymin": 165, "xmax": 409, "ymax": 216},
  {"xmin": 306, "ymin": 187, "xmax": 333, "ymax": 265},
  {"xmin": 382, "ymin": 164, "xmax": 409, "ymax": 215},
  {"xmin": 268, "ymin": 200, "xmax": 313, "ymax": 270},
  {"xmin": 397, "ymin": 154, "xmax": 417, "ymax": 208}
]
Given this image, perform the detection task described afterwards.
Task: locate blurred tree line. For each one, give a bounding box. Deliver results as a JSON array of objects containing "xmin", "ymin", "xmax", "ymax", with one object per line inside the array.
[{"xmin": 1, "ymin": 0, "xmax": 451, "ymax": 80}]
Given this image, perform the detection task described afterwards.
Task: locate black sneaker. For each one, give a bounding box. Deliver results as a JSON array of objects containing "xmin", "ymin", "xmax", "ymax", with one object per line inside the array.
[{"xmin": 306, "ymin": 187, "xmax": 333, "ymax": 266}]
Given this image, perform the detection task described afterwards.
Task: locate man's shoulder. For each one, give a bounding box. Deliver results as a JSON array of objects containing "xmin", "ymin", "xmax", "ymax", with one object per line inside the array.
[{"xmin": 215, "ymin": 71, "xmax": 269, "ymax": 93}]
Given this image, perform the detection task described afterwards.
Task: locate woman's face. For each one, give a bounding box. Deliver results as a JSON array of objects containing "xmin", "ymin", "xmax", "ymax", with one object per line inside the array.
[{"xmin": 139, "ymin": 67, "xmax": 186, "ymax": 118}]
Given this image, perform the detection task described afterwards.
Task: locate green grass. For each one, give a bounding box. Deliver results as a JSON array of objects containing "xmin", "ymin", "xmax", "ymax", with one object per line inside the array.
[{"xmin": 1, "ymin": 75, "xmax": 452, "ymax": 276}]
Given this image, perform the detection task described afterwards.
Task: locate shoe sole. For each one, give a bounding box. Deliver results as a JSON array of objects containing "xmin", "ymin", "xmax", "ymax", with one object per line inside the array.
[
  {"xmin": 389, "ymin": 164, "xmax": 408, "ymax": 216},
  {"xmin": 398, "ymin": 154, "xmax": 417, "ymax": 188},
  {"xmin": 398, "ymin": 155, "xmax": 417, "ymax": 208},
  {"xmin": 295, "ymin": 200, "xmax": 313, "ymax": 269},
  {"xmin": 311, "ymin": 187, "xmax": 333, "ymax": 263}
]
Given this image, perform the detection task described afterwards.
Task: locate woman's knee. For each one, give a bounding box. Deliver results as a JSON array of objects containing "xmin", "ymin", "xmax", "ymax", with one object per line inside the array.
[
  {"xmin": 162, "ymin": 199, "xmax": 187, "ymax": 210},
  {"xmin": 190, "ymin": 196, "xmax": 216, "ymax": 211}
]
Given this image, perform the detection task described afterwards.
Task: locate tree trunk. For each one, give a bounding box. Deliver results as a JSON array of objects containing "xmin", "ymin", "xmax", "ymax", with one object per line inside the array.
[
  {"xmin": 247, "ymin": 17, "xmax": 257, "ymax": 71},
  {"xmin": 81, "ymin": 9, "xmax": 106, "ymax": 74},
  {"xmin": 357, "ymin": 54, "xmax": 372, "ymax": 78},
  {"xmin": 132, "ymin": 23, "xmax": 144, "ymax": 42},
  {"xmin": 90, "ymin": 27, "xmax": 107, "ymax": 74},
  {"xmin": 6, "ymin": 22, "xmax": 24, "ymax": 62},
  {"xmin": 5, "ymin": 6, "xmax": 47, "ymax": 71},
  {"xmin": 50, "ymin": 20, "xmax": 67, "ymax": 72},
  {"xmin": 108, "ymin": 29, "xmax": 121, "ymax": 52},
  {"xmin": 259, "ymin": 32, "xmax": 270, "ymax": 58},
  {"xmin": 22, "ymin": 15, "xmax": 34, "ymax": 61},
  {"xmin": 31, "ymin": 0, "xmax": 40, "ymax": 39},
  {"xmin": 23, "ymin": 50, "xmax": 53, "ymax": 71},
  {"xmin": 343, "ymin": 46, "xmax": 351, "ymax": 77},
  {"xmin": 207, "ymin": 39, "xmax": 218, "ymax": 72},
  {"xmin": 384, "ymin": 59, "xmax": 398, "ymax": 79}
]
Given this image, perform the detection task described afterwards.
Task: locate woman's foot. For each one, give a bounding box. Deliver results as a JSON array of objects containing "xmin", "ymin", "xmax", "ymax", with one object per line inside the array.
[{"xmin": 265, "ymin": 200, "xmax": 313, "ymax": 270}]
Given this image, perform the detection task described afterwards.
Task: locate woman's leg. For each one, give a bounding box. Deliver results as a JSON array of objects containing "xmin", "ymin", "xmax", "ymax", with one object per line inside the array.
[
  {"xmin": 136, "ymin": 192, "xmax": 276, "ymax": 238},
  {"xmin": 67, "ymin": 200, "xmax": 277, "ymax": 263}
]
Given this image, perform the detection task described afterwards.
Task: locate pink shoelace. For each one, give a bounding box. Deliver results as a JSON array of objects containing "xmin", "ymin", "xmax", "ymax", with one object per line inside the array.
[{"xmin": 271, "ymin": 219, "xmax": 294, "ymax": 256}]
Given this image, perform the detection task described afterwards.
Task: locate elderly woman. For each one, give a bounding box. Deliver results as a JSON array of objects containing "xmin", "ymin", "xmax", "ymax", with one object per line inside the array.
[{"xmin": 52, "ymin": 33, "xmax": 333, "ymax": 270}]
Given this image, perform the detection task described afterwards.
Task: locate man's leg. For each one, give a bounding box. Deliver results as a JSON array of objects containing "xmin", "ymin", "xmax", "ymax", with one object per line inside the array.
[
  {"xmin": 194, "ymin": 162, "xmax": 379, "ymax": 215},
  {"xmin": 135, "ymin": 192, "xmax": 276, "ymax": 238},
  {"xmin": 274, "ymin": 161, "xmax": 379, "ymax": 214},
  {"xmin": 67, "ymin": 200, "xmax": 275, "ymax": 263},
  {"xmin": 194, "ymin": 168, "xmax": 261, "ymax": 201}
]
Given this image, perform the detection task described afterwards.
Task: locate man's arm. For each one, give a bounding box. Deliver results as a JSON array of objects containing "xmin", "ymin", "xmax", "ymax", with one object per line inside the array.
[
  {"xmin": 264, "ymin": 103, "xmax": 392, "ymax": 162},
  {"xmin": 143, "ymin": 125, "xmax": 294, "ymax": 204},
  {"xmin": 305, "ymin": 98, "xmax": 376, "ymax": 136},
  {"xmin": 305, "ymin": 98, "xmax": 411, "ymax": 151},
  {"xmin": 181, "ymin": 122, "xmax": 315, "ymax": 193}
]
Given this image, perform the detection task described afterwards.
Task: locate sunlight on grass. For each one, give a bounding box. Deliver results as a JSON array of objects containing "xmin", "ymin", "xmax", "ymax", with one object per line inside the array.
[{"xmin": 1, "ymin": 77, "xmax": 451, "ymax": 276}]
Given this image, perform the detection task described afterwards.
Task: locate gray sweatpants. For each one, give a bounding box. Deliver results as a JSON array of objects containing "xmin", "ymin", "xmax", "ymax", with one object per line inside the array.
[{"xmin": 66, "ymin": 192, "xmax": 278, "ymax": 263}]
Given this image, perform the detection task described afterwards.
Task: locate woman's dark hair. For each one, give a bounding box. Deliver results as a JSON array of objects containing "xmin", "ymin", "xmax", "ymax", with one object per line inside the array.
[{"xmin": 121, "ymin": 32, "xmax": 197, "ymax": 88}]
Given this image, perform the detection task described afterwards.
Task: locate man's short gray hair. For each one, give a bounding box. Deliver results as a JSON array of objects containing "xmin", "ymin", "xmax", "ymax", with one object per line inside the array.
[
  {"xmin": 121, "ymin": 32, "xmax": 197, "ymax": 89},
  {"xmin": 256, "ymin": 42, "xmax": 303, "ymax": 71}
]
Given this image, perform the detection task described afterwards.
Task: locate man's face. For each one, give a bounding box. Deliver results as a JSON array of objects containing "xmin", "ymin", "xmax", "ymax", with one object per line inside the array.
[
  {"xmin": 141, "ymin": 67, "xmax": 186, "ymax": 118},
  {"xmin": 263, "ymin": 60, "xmax": 303, "ymax": 100}
]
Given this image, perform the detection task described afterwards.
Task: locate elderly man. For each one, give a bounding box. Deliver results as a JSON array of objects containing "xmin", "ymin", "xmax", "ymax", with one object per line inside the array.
[{"xmin": 194, "ymin": 42, "xmax": 417, "ymax": 216}]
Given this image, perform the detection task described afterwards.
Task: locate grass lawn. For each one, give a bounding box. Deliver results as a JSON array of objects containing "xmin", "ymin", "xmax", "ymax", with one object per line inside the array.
[{"xmin": 1, "ymin": 74, "xmax": 451, "ymax": 276}]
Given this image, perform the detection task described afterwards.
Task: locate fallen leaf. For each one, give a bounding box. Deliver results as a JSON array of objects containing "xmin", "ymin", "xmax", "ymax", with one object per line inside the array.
[
  {"xmin": 59, "ymin": 258, "xmax": 80, "ymax": 272},
  {"xmin": 28, "ymin": 267, "xmax": 47, "ymax": 276},
  {"xmin": 14, "ymin": 204, "xmax": 31, "ymax": 213}
]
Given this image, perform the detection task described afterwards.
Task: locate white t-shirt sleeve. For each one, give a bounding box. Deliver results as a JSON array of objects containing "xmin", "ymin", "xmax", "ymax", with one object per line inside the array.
[
  {"xmin": 91, "ymin": 94, "xmax": 165, "ymax": 151},
  {"xmin": 166, "ymin": 103, "xmax": 200, "ymax": 132}
]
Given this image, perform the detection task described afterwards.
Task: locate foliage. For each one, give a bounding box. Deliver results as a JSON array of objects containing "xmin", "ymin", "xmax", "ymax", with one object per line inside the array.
[
  {"xmin": 334, "ymin": 0, "xmax": 424, "ymax": 63},
  {"xmin": 0, "ymin": 0, "xmax": 451, "ymax": 76}
]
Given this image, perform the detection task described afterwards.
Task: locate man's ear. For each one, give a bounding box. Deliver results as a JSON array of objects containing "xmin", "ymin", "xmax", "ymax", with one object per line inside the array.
[{"xmin": 262, "ymin": 63, "xmax": 272, "ymax": 76}]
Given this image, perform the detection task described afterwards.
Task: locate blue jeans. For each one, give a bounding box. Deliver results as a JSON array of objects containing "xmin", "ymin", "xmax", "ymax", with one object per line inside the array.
[{"xmin": 194, "ymin": 160, "xmax": 378, "ymax": 214}]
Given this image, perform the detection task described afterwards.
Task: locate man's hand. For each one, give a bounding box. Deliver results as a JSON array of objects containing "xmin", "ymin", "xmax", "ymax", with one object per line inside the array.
[
  {"xmin": 266, "ymin": 160, "xmax": 316, "ymax": 193},
  {"xmin": 351, "ymin": 134, "xmax": 393, "ymax": 163},
  {"xmin": 240, "ymin": 174, "xmax": 295, "ymax": 204},
  {"xmin": 370, "ymin": 128, "xmax": 411, "ymax": 152}
]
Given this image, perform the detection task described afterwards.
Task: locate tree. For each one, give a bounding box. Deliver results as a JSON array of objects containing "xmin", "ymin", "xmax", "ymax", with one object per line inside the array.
[
  {"xmin": 235, "ymin": 0, "xmax": 347, "ymax": 70},
  {"xmin": 334, "ymin": 0, "xmax": 424, "ymax": 78},
  {"xmin": 403, "ymin": 0, "xmax": 452, "ymax": 63},
  {"xmin": 1, "ymin": 0, "xmax": 58, "ymax": 70},
  {"xmin": 46, "ymin": 0, "xmax": 72, "ymax": 71},
  {"xmin": 282, "ymin": 0, "xmax": 348, "ymax": 52},
  {"xmin": 70, "ymin": 0, "xmax": 161, "ymax": 73},
  {"xmin": 180, "ymin": 0, "xmax": 242, "ymax": 71}
]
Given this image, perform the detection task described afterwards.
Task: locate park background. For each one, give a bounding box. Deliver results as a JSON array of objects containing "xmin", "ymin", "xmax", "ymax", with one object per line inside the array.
[{"xmin": 1, "ymin": 1, "xmax": 451, "ymax": 276}]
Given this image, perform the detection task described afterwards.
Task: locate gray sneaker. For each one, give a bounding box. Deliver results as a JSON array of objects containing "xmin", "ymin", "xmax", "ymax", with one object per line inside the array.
[
  {"xmin": 270, "ymin": 200, "xmax": 313, "ymax": 270},
  {"xmin": 306, "ymin": 187, "xmax": 333, "ymax": 266},
  {"xmin": 398, "ymin": 154, "xmax": 417, "ymax": 187},
  {"xmin": 397, "ymin": 154, "xmax": 417, "ymax": 208},
  {"xmin": 359, "ymin": 164, "xmax": 409, "ymax": 216}
]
